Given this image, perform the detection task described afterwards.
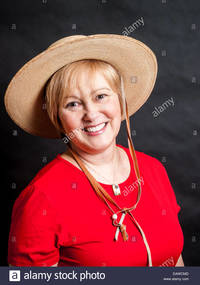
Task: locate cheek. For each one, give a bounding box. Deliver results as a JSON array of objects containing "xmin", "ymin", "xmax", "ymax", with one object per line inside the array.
[
  {"xmin": 107, "ymin": 98, "xmax": 122, "ymax": 118},
  {"xmin": 59, "ymin": 111, "xmax": 81, "ymax": 131}
]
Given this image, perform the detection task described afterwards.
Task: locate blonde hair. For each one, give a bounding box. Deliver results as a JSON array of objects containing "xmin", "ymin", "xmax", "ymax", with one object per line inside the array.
[{"xmin": 45, "ymin": 59, "xmax": 123, "ymax": 136}]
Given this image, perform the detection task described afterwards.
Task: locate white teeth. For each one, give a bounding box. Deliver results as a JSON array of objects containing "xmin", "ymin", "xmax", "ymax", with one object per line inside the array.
[{"xmin": 84, "ymin": 123, "xmax": 106, "ymax": 132}]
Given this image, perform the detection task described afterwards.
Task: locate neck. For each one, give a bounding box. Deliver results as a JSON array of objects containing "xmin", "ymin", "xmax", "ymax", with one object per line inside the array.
[{"xmin": 67, "ymin": 141, "xmax": 119, "ymax": 168}]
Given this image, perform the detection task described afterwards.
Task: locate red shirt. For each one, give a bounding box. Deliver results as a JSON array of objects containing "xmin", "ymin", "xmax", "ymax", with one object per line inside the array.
[{"xmin": 8, "ymin": 144, "xmax": 184, "ymax": 267}]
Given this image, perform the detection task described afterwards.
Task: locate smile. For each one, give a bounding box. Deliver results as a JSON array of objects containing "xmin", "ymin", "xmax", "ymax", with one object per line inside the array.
[{"xmin": 82, "ymin": 122, "xmax": 108, "ymax": 135}]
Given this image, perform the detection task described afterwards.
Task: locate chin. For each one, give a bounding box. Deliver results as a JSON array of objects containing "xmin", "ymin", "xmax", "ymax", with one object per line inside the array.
[{"xmin": 74, "ymin": 139, "xmax": 114, "ymax": 154}]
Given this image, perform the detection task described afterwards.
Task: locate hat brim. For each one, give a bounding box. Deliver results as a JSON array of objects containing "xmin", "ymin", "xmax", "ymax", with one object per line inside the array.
[{"xmin": 4, "ymin": 34, "xmax": 158, "ymax": 139}]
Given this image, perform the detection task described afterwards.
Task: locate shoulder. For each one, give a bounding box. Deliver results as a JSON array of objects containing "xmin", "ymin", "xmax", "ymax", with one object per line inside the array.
[
  {"xmin": 19, "ymin": 154, "xmax": 82, "ymax": 199},
  {"xmin": 12, "ymin": 154, "xmax": 83, "ymax": 217},
  {"xmin": 117, "ymin": 144, "xmax": 163, "ymax": 170},
  {"xmin": 117, "ymin": 144, "xmax": 167, "ymax": 182},
  {"xmin": 136, "ymin": 150, "xmax": 164, "ymax": 171},
  {"xmin": 30, "ymin": 156, "xmax": 64, "ymax": 185}
]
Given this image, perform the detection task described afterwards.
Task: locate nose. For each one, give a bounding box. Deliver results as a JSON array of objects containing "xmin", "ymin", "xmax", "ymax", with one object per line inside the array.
[{"xmin": 83, "ymin": 101, "xmax": 100, "ymax": 122}]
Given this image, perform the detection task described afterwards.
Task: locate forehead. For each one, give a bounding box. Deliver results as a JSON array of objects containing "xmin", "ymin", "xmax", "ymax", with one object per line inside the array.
[{"xmin": 68, "ymin": 70, "xmax": 111, "ymax": 93}]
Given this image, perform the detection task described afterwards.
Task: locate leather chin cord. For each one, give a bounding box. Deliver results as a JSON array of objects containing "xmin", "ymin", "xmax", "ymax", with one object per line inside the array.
[{"xmin": 67, "ymin": 95, "xmax": 153, "ymax": 267}]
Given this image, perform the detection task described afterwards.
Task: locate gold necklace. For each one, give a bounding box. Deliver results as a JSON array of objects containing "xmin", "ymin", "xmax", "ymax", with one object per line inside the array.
[{"xmin": 78, "ymin": 147, "xmax": 121, "ymax": 196}]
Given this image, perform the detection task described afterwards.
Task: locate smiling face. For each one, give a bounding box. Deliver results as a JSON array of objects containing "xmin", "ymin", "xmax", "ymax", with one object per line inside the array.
[{"xmin": 58, "ymin": 70, "xmax": 122, "ymax": 153}]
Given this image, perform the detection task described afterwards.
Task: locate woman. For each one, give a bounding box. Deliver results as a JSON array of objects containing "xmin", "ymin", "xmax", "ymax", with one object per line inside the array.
[{"xmin": 5, "ymin": 34, "xmax": 184, "ymax": 267}]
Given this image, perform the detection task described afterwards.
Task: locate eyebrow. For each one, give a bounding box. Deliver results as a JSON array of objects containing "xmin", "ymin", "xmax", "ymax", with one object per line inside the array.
[{"xmin": 64, "ymin": 87, "xmax": 112, "ymax": 99}]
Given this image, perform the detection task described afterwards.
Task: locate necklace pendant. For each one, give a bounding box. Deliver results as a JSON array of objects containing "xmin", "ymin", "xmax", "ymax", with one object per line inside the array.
[{"xmin": 112, "ymin": 184, "xmax": 121, "ymax": 196}]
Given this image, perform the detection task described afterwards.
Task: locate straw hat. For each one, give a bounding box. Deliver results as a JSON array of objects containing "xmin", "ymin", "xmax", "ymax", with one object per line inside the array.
[{"xmin": 4, "ymin": 34, "xmax": 158, "ymax": 139}]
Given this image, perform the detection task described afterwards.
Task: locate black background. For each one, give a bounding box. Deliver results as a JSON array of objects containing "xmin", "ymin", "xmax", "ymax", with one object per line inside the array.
[{"xmin": 1, "ymin": 0, "xmax": 200, "ymax": 266}]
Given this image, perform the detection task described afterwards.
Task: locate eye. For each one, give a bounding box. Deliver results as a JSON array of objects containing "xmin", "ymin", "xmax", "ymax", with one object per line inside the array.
[
  {"xmin": 96, "ymin": 94, "xmax": 107, "ymax": 100},
  {"xmin": 65, "ymin": 102, "xmax": 80, "ymax": 109}
]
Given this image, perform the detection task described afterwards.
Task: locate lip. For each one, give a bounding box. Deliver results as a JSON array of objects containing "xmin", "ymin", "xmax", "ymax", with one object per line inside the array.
[
  {"xmin": 82, "ymin": 122, "xmax": 108, "ymax": 129},
  {"xmin": 82, "ymin": 122, "xmax": 108, "ymax": 136}
]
